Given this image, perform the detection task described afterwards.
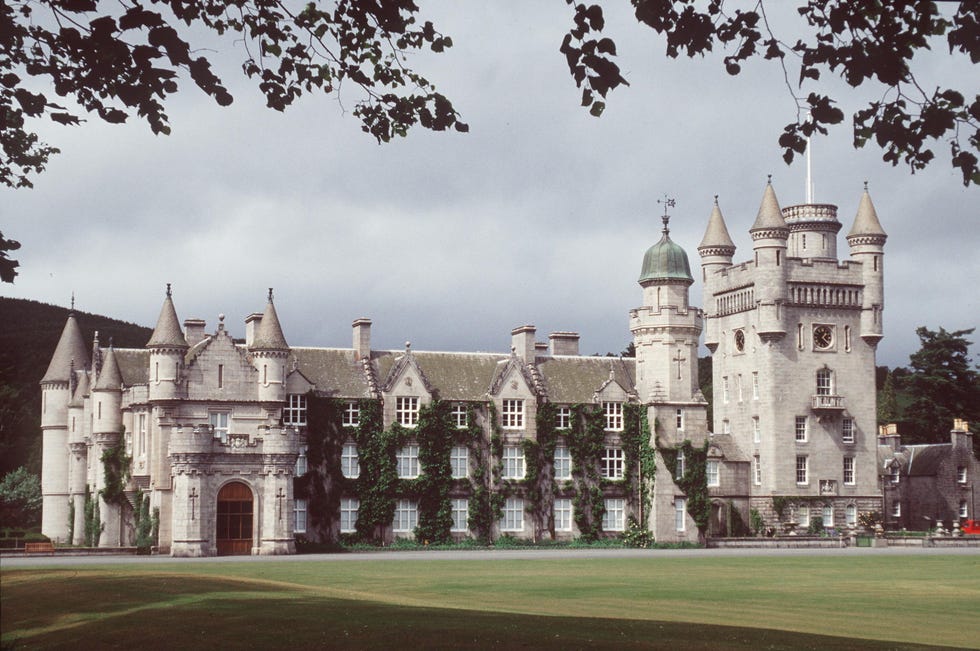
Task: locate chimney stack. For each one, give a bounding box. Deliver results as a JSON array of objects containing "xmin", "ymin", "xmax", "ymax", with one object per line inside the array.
[
  {"xmin": 184, "ymin": 319, "xmax": 207, "ymax": 346},
  {"xmin": 549, "ymin": 331, "xmax": 580, "ymax": 356},
  {"xmin": 353, "ymin": 318, "xmax": 372, "ymax": 361},
  {"xmin": 511, "ymin": 325, "xmax": 537, "ymax": 362}
]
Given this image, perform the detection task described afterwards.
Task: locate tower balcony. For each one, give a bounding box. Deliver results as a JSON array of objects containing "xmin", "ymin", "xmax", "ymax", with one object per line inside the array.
[{"xmin": 811, "ymin": 394, "xmax": 846, "ymax": 411}]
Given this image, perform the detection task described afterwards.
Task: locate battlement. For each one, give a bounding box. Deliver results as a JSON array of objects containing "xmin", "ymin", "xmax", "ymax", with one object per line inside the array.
[{"xmin": 782, "ymin": 204, "xmax": 838, "ymax": 223}]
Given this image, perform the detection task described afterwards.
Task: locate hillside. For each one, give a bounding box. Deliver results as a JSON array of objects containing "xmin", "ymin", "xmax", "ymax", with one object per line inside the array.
[{"xmin": 0, "ymin": 297, "xmax": 153, "ymax": 476}]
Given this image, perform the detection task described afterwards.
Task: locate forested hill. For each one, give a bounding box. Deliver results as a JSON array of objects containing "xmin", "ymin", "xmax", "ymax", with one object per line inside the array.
[{"xmin": 0, "ymin": 297, "xmax": 153, "ymax": 476}]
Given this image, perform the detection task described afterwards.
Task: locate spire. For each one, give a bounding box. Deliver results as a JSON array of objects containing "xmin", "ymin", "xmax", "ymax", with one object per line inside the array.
[
  {"xmin": 847, "ymin": 184, "xmax": 887, "ymax": 239},
  {"xmin": 69, "ymin": 367, "xmax": 90, "ymax": 407},
  {"xmin": 698, "ymin": 196, "xmax": 736, "ymax": 253},
  {"xmin": 250, "ymin": 288, "xmax": 289, "ymax": 350},
  {"xmin": 147, "ymin": 284, "xmax": 187, "ymax": 348},
  {"xmin": 94, "ymin": 346, "xmax": 123, "ymax": 391},
  {"xmin": 41, "ymin": 309, "xmax": 90, "ymax": 384},
  {"xmin": 750, "ymin": 177, "xmax": 788, "ymax": 233}
]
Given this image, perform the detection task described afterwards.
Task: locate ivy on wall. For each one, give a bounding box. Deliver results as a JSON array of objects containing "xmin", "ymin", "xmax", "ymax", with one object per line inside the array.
[
  {"xmin": 301, "ymin": 394, "xmax": 347, "ymax": 542},
  {"xmin": 567, "ymin": 403, "xmax": 605, "ymax": 541},
  {"xmin": 414, "ymin": 400, "xmax": 454, "ymax": 543},
  {"xmin": 100, "ymin": 440, "xmax": 130, "ymax": 506},
  {"xmin": 468, "ymin": 404, "xmax": 500, "ymax": 544},
  {"xmin": 66, "ymin": 497, "xmax": 75, "ymax": 544},
  {"xmin": 660, "ymin": 439, "xmax": 710, "ymax": 538},
  {"xmin": 522, "ymin": 401, "xmax": 559, "ymax": 541},
  {"xmin": 133, "ymin": 488, "xmax": 153, "ymax": 550},
  {"xmin": 619, "ymin": 404, "xmax": 655, "ymax": 525},
  {"xmin": 83, "ymin": 484, "xmax": 101, "ymax": 547}
]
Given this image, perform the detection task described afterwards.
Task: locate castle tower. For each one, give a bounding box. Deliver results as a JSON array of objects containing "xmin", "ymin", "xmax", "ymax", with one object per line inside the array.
[
  {"xmin": 40, "ymin": 305, "xmax": 89, "ymax": 542},
  {"xmin": 697, "ymin": 197, "xmax": 736, "ymax": 351},
  {"xmin": 749, "ymin": 181, "xmax": 789, "ymax": 340},
  {"xmin": 147, "ymin": 284, "xmax": 188, "ymax": 402},
  {"xmin": 249, "ymin": 289, "xmax": 290, "ymax": 404},
  {"xmin": 846, "ymin": 186, "xmax": 887, "ymax": 346},
  {"xmin": 91, "ymin": 345, "xmax": 124, "ymax": 546},
  {"xmin": 67, "ymin": 368, "xmax": 90, "ymax": 545}
]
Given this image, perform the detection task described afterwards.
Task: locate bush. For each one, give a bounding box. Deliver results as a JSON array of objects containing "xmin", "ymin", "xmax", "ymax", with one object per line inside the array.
[
  {"xmin": 0, "ymin": 467, "xmax": 41, "ymax": 529},
  {"xmin": 620, "ymin": 517, "xmax": 654, "ymax": 548}
]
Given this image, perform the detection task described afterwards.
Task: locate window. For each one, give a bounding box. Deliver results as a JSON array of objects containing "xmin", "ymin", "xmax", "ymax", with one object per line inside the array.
[
  {"xmin": 843, "ymin": 457, "xmax": 855, "ymax": 485},
  {"xmin": 752, "ymin": 371, "xmax": 760, "ymax": 399},
  {"xmin": 281, "ymin": 394, "xmax": 306, "ymax": 426},
  {"xmin": 397, "ymin": 445, "xmax": 419, "ymax": 479},
  {"xmin": 451, "ymin": 403, "xmax": 467, "ymax": 428},
  {"xmin": 217, "ymin": 363, "xmax": 223, "ymax": 388},
  {"xmin": 797, "ymin": 323, "xmax": 804, "ymax": 350},
  {"xmin": 890, "ymin": 464, "xmax": 900, "ymax": 484},
  {"xmin": 554, "ymin": 445, "xmax": 572, "ymax": 480},
  {"xmin": 340, "ymin": 498, "xmax": 359, "ymax": 533},
  {"xmin": 753, "ymin": 455, "xmax": 762, "ymax": 485},
  {"xmin": 396, "ymin": 397, "xmax": 419, "ymax": 427},
  {"xmin": 501, "ymin": 497, "xmax": 524, "ymax": 532},
  {"xmin": 842, "ymin": 418, "xmax": 854, "ymax": 443},
  {"xmin": 675, "ymin": 450, "xmax": 686, "ymax": 480},
  {"xmin": 502, "ymin": 446, "xmax": 525, "ymax": 479},
  {"xmin": 816, "ymin": 368, "xmax": 832, "ymax": 396},
  {"xmin": 822, "ymin": 506, "xmax": 833, "ymax": 528},
  {"xmin": 342, "ymin": 401, "xmax": 359, "ymax": 427},
  {"xmin": 959, "ymin": 500, "xmax": 969, "ymax": 519},
  {"xmin": 501, "ymin": 399, "xmax": 524, "ymax": 429},
  {"xmin": 293, "ymin": 498, "xmax": 307, "ymax": 533},
  {"xmin": 722, "ymin": 376, "xmax": 730, "ymax": 403},
  {"xmin": 451, "ymin": 498, "xmax": 468, "ymax": 532},
  {"xmin": 797, "ymin": 505, "xmax": 810, "ymax": 527},
  {"xmin": 602, "ymin": 498, "xmax": 625, "ymax": 531},
  {"xmin": 722, "ymin": 419, "xmax": 731, "ymax": 434},
  {"xmin": 796, "ymin": 455, "xmax": 809, "ymax": 485},
  {"xmin": 554, "ymin": 498, "xmax": 572, "ymax": 532},
  {"xmin": 295, "ymin": 445, "xmax": 308, "ymax": 476},
  {"xmin": 844, "ymin": 325, "xmax": 851, "ymax": 352},
  {"xmin": 675, "ymin": 498, "xmax": 687, "ymax": 532},
  {"xmin": 845, "ymin": 504, "xmax": 857, "ymax": 528},
  {"xmin": 736, "ymin": 374, "xmax": 743, "ymax": 402},
  {"xmin": 342, "ymin": 444, "xmax": 360, "ymax": 479},
  {"xmin": 706, "ymin": 460, "xmax": 720, "ymax": 487},
  {"xmin": 752, "ymin": 417, "xmax": 761, "ymax": 444},
  {"xmin": 603, "ymin": 402, "xmax": 623, "ymax": 431},
  {"xmin": 676, "ymin": 409, "xmax": 685, "ymax": 431},
  {"xmin": 393, "ymin": 499, "xmax": 418, "ymax": 532},
  {"xmin": 210, "ymin": 412, "xmax": 229, "ymax": 443},
  {"xmin": 891, "ymin": 502, "xmax": 901, "ymax": 518},
  {"xmin": 557, "ymin": 406, "xmax": 571, "ymax": 429},
  {"xmin": 451, "ymin": 446, "xmax": 469, "ymax": 479},
  {"xmin": 957, "ymin": 466, "xmax": 967, "ymax": 483},
  {"xmin": 795, "ymin": 416, "xmax": 807, "ymax": 442},
  {"xmin": 138, "ymin": 413, "xmax": 147, "ymax": 455},
  {"xmin": 601, "ymin": 448, "xmax": 625, "ymax": 480}
]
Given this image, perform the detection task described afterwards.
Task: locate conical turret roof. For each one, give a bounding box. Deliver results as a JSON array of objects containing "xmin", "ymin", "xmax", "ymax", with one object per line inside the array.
[
  {"xmin": 250, "ymin": 289, "xmax": 289, "ymax": 350},
  {"xmin": 750, "ymin": 180, "xmax": 788, "ymax": 232},
  {"xmin": 639, "ymin": 219, "xmax": 694, "ymax": 285},
  {"xmin": 847, "ymin": 187, "xmax": 887, "ymax": 238},
  {"xmin": 147, "ymin": 284, "xmax": 187, "ymax": 348},
  {"xmin": 698, "ymin": 198, "xmax": 736, "ymax": 252},
  {"xmin": 94, "ymin": 346, "xmax": 123, "ymax": 391},
  {"xmin": 69, "ymin": 369, "xmax": 91, "ymax": 407},
  {"xmin": 42, "ymin": 310, "xmax": 90, "ymax": 384}
]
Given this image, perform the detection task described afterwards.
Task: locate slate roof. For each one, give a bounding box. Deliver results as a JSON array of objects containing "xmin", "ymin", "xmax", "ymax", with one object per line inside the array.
[
  {"xmin": 706, "ymin": 433, "xmax": 749, "ymax": 462},
  {"xmin": 698, "ymin": 199, "xmax": 736, "ymax": 252},
  {"xmin": 250, "ymin": 296, "xmax": 289, "ymax": 350},
  {"xmin": 750, "ymin": 181, "xmax": 788, "ymax": 232},
  {"xmin": 847, "ymin": 188, "xmax": 887, "ymax": 238},
  {"xmin": 68, "ymin": 369, "xmax": 90, "ymax": 407},
  {"xmin": 906, "ymin": 444, "xmax": 952, "ymax": 476},
  {"xmin": 114, "ymin": 349, "xmax": 150, "ymax": 386},
  {"xmin": 147, "ymin": 293, "xmax": 187, "ymax": 348},
  {"xmin": 291, "ymin": 348, "xmax": 373, "ymax": 398},
  {"xmin": 536, "ymin": 356, "xmax": 636, "ymax": 404},
  {"xmin": 94, "ymin": 347, "xmax": 123, "ymax": 391},
  {"xmin": 41, "ymin": 313, "xmax": 89, "ymax": 383}
]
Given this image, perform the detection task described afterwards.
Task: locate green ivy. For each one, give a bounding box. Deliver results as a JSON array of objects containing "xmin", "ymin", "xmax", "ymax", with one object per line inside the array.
[
  {"xmin": 100, "ymin": 441, "xmax": 130, "ymax": 506},
  {"xmin": 83, "ymin": 484, "xmax": 101, "ymax": 547},
  {"xmin": 660, "ymin": 439, "xmax": 710, "ymax": 537},
  {"xmin": 467, "ymin": 404, "xmax": 498, "ymax": 544},
  {"xmin": 66, "ymin": 497, "xmax": 75, "ymax": 544},
  {"xmin": 353, "ymin": 402, "xmax": 403, "ymax": 542},
  {"xmin": 302, "ymin": 394, "xmax": 350, "ymax": 542},
  {"xmin": 134, "ymin": 489, "xmax": 153, "ymax": 550},
  {"xmin": 619, "ymin": 404, "xmax": 655, "ymax": 528},
  {"xmin": 150, "ymin": 506, "xmax": 160, "ymax": 546},
  {"xmin": 567, "ymin": 403, "xmax": 605, "ymax": 541},
  {"xmin": 415, "ymin": 400, "xmax": 454, "ymax": 543}
]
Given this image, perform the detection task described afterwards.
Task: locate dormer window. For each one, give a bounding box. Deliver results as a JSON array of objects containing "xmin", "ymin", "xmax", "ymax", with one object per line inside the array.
[
  {"xmin": 396, "ymin": 397, "xmax": 419, "ymax": 427},
  {"xmin": 501, "ymin": 399, "xmax": 524, "ymax": 429},
  {"xmin": 283, "ymin": 394, "xmax": 307, "ymax": 426},
  {"xmin": 890, "ymin": 464, "xmax": 900, "ymax": 484},
  {"xmin": 603, "ymin": 402, "xmax": 623, "ymax": 431}
]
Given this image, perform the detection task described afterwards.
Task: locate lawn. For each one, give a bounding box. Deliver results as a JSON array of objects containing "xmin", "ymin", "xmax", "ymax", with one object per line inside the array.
[{"xmin": 2, "ymin": 554, "xmax": 977, "ymax": 649}]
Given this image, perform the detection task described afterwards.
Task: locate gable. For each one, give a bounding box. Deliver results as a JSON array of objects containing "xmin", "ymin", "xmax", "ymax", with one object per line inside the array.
[{"xmin": 184, "ymin": 332, "xmax": 257, "ymax": 401}]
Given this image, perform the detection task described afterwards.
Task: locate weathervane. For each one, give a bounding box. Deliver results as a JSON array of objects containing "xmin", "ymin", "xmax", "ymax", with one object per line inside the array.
[{"xmin": 657, "ymin": 195, "xmax": 676, "ymax": 234}]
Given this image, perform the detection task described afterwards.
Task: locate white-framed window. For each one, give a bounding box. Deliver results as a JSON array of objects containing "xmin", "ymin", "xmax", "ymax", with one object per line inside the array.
[
  {"xmin": 676, "ymin": 409, "xmax": 685, "ymax": 431},
  {"xmin": 845, "ymin": 504, "xmax": 857, "ymax": 527},
  {"xmin": 138, "ymin": 413, "xmax": 147, "ymax": 455},
  {"xmin": 602, "ymin": 498, "xmax": 625, "ymax": 532},
  {"xmin": 451, "ymin": 403, "xmax": 468, "ymax": 428},
  {"xmin": 342, "ymin": 401, "xmax": 360, "ymax": 427},
  {"xmin": 723, "ymin": 419, "xmax": 731, "ymax": 434},
  {"xmin": 501, "ymin": 497, "xmax": 524, "ymax": 532},
  {"xmin": 554, "ymin": 445, "xmax": 572, "ymax": 480},
  {"xmin": 293, "ymin": 498, "xmax": 307, "ymax": 533},
  {"xmin": 891, "ymin": 502, "xmax": 901, "ymax": 518},
  {"xmin": 451, "ymin": 498, "xmax": 468, "ymax": 532},
  {"xmin": 554, "ymin": 498, "xmax": 572, "ymax": 532},
  {"xmin": 816, "ymin": 368, "xmax": 832, "ymax": 396},
  {"xmin": 396, "ymin": 397, "xmax": 419, "ymax": 427},
  {"xmin": 557, "ymin": 406, "xmax": 571, "ymax": 429},
  {"xmin": 603, "ymin": 402, "xmax": 623, "ymax": 431},
  {"xmin": 397, "ymin": 445, "xmax": 419, "ymax": 479},
  {"xmin": 501, "ymin": 399, "xmax": 524, "ymax": 429},
  {"xmin": 601, "ymin": 447, "xmax": 625, "ymax": 480},
  {"xmin": 752, "ymin": 372, "xmax": 760, "ymax": 400},
  {"xmin": 822, "ymin": 506, "xmax": 833, "ymax": 528},
  {"xmin": 502, "ymin": 446, "xmax": 525, "ymax": 479},
  {"xmin": 295, "ymin": 445, "xmax": 308, "ymax": 476},
  {"xmin": 843, "ymin": 456, "xmax": 855, "ymax": 485},
  {"xmin": 842, "ymin": 418, "xmax": 854, "ymax": 443},
  {"xmin": 675, "ymin": 498, "xmax": 687, "ymax": 532},
  {"xmin": 675, "ymin": 449, "xmax": 686, "ymax": 480},
  {"xmin": 341, "ymin": 444, "xmax": 360, "ymax": 479},
  {"xmin": 795, "ymin": 416, "xmax": 807, "ymax": 442},
  {"xmin": 959, "ymin": 500, "xmax": 968, "ymax": 519},
  {"xmin": 706, "ymin": 460, "xmax": 720, "ymax": 487},
  {"xmin": 450, "ymin": 446, "xmax": 469, "ymax": 479},
  {"xmin": 340, "ymin": 498, "xmax": 359, "ymax": 533},
  {"xmin": 210, "ymin": 412, "xmax": 229, "ymax": 443},
  {"xmin": 752, "ymin": 416, "xmax": 761, "ymax": 444},
  {"xmin": 393, "ymin": 499, "xmax": 418, "ymax": 533},
  {"xmin": 957, "ymin": 466, "xmax": 967, "ymax": 483},
  {"xmin": 736, "ymin": 374, "xmax": 743, "ymax": 402},
  {"xmin": 284, "ymin": 394, "xmax": 307, "ymax": 426},
  {"xmin": 796, "ymin": 455, "xmax": 809, "ymax": 485},
  {"xmin": 722, "ymin": 376, "xmax": 729, "ymax": 403},
  {"xmin": 797, "ymin": 505, "xmax": 810, "ymax": 527},
  {"xmin": 890, "ymin": 464, "xmax": 901, "ymax": 484},
  {"xmin": 753, "ymin": 455, "xmax": 762, "ymax": 485}
]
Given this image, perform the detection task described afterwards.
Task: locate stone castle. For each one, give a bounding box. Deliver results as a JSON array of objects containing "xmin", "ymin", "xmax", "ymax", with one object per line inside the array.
[{"xmin": 40, "ymin": 181, "xmax": 900, "ymax": 555}]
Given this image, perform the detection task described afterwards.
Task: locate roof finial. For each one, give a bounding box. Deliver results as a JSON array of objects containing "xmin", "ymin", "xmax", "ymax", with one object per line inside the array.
[
  {"xmin": 767, "ymin": 173, "xmax": 772, "ymax": 184},
  {"xmin": 70, "ymin": 292, "xmax": 75, "ymax": 313},
  {"xmin": 268, "ymin": 287, "xmax": 274, "ymax": 302},
  {"xmin": 713, "ymin": 194, "xmax": 719, "ymax": 205},
  {"xmin": 657, "ymin": 195, "xmax": 675, "ymax": 235},
  {"xmin": 405, "ymin": 341, "xmax": 411, "ymax": 352},
  {"xmin": 863, "ymin": 180, "xmax": 869, "ymax": 191},
  {"xmin": 805, "ymin": 111, "xmax": 814, "ymax": 204},
  {"xmin": 166, "ymin": 283, "xmax": 172, "ymax": 298}
]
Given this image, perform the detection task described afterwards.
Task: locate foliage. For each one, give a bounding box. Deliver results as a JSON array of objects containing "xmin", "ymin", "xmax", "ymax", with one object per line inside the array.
[
  {"xmin": 133, "ymin": 489, "xmax": 153, "ymax": 550},
  {"xmin": 414, "ymin": 400, "xmax": 454, "ymax": 544},
  {"xmin": 0, "ymin": 231, "xmax": 20, "ymax": 283},
  {"xmin": 771, "ymin": 496, "xmax": 791, "ymax": 519},
  {"xmin": 100, "ymin": 441, "xmax": 130, "ymax": 505},
  {"xmin": 67, "ymin": 497, "xmax": 75, "ymax": 543},
  {"xmin": 620, "ymin": 516, "xmax": 654, "ymax": 548},
  {"xmin": 561, "ymin": 1, "xmax": 980, "ymax": 185},
  {"xmin": 619, "ymin": 403, "xmax": 655, "ymax": 525},
  {"xmin": 858, "ymin": 510, "xmax": 883, "ymax": 530},
  {"xmin": 83, "ymin": 484, "xmax": 101, "ymax": 546},
  {"xmin": 467, "ymin": 404, "xmax": 499, "ymax": 544},
  {"xmin": 351, "ymin": 400, "xmax": 402, "ymax": 543},
  {"xmin": 659, "ymin": 440, "xmax": 709, "ymax": 538},
  {"xmin": 567, "ymin": 403, "xmax": 605, "ymax": 541},
  {"xmin": 727, "ymin": 501, "xmax": 750, "ymax": 537},
  {"xmin": 522, "ymin": 402, "xmax": 559, "ymax": 541},
  {"xmin": 749, "ymin": 508, "xmax": 765, "ymax": 537},
  {"xmin": 150, "ymin": 506, "xmax": 159, "ymax": 545},
  {"xmin": 301, "ymin": 394, "xmax": 348, "ymax": 542},
  {"xmin": 877, "ymin": 371, "xmax": 901, "ymax": 425},
  {"xmin": 807, "ymin": 516, "xmax": 824, "ymax": 536},
  {"xmin": 0, "ymin": 466, "xmax": 41, "ymax": 528}
]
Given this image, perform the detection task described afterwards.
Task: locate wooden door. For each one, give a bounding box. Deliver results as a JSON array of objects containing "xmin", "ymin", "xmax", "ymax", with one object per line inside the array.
[{"xmin": 216, "ymin": 481, "xmax": 253, "ymax": 555}]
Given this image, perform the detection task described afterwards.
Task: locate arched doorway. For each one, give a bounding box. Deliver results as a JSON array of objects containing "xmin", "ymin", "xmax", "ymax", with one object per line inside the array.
[{"xmin": 216, "ymin": 481, "xmax": 253, "ymax": 556}]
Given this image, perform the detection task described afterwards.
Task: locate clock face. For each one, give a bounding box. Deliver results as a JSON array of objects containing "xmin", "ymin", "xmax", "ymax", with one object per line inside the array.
[
  {"xmin": 813, "ymin": 325, "xmax": 834, "ymax": 350},
  {"xmin": 734, "ymin": 330, "xmax": 745, "ymax": 352}
]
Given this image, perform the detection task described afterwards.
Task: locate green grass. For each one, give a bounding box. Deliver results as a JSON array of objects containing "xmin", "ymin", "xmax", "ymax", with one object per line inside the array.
[{"xmin": 2, "ymin": 555, "xmax": 978, "ymax": 649}]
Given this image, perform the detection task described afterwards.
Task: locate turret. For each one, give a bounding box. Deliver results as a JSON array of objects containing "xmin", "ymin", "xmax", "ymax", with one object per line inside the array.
[
  {"xmin": 146, "ymin": 284, "xmax": 188, "ymax": 402},
  {"xmin": 91, "ymin": 345, "xmax": 124, "ymax": 546},
  {"xmin": 782, "ymin": 204, "xmax": 841, "ymax": 260},
  {"xmin": 846, "ymin": 186, "xmax": 887, "ymax": 346},
  {"xmin": 249, "ymin": 288, "xmax": 290, "ymax": 403},
  {"xmin": 749, "ymin": 180, "xmax": 789, "ymax": 340},
  {"xmin": 67, "ymin": 367, "xmax": 89, "ymax": 545},
  {"xmin": 697, "ymin": 197, "xmax": 736, "ymax": 351}
]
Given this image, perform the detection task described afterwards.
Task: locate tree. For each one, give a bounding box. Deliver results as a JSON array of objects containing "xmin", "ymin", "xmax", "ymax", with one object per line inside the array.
[
  {"xmin": 2, "ymin": 1, "xmax": 977, "ymax": 191},
  {"xmin": 904, "ymin": 327, "xmax": 980, "ymax": 452},
  {"xmin": 0, "ymin": 466, "xmax": 42, "ymax": 529},
  {"xmin": 0, "ymin": 231, "xmax": 20, "ymax": 283}
]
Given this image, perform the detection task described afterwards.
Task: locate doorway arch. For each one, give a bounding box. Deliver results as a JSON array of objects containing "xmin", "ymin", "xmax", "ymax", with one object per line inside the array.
[{"xmin": 216, "ymin": 481, "xmax": 253, "ymax": 555}]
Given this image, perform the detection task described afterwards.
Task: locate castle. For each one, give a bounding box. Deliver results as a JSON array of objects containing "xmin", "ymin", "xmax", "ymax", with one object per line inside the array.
[{"xmin": 39, "ymin": 181, "xmax": 892, "ymax": 555}]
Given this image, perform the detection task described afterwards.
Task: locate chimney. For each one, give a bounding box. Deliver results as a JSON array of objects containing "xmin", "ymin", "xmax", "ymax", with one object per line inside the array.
[
  {"xmin": 535, "ymin": 342, "xmax": 549, "ymax": 356},
  {"xmin": 244, "ymin": 313, "xmax": 262, "ymax": 347},
  {"xmin": 184, "ymin": 319, "xmax": 207, "ymax": 346},
  {"xmin": 951, "ymin": 418, "xmax": 972, "ymax": 450},
  {"xmin": 549, "ymin": 331, "xmax": 580, "ymax": 356},
  {"xmin": 353, "ymin": 318, "xmax": 372, "ymax": 361},
  {"xmin": 878, "ymin": 423, "xmax": 901, "ymax": 451},
  {"xmin": 511, "ymin": 325, "xmax": 536, "ymax": 362}
]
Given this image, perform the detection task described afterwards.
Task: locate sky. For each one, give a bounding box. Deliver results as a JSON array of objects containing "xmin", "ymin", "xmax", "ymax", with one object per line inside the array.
[{"xmin": 2, "ymin": 3, "xmax": 977, "ymax": 369}]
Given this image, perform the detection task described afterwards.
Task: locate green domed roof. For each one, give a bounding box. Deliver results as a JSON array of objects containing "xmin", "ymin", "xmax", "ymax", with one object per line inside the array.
[{"xmin": 639, "ymin": 222, "xmax": 693, "ymax": 285}]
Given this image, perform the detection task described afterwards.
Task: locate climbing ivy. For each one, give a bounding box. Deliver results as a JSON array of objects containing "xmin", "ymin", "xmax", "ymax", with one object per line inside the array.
[
  {"xmin": 83, "ymin": 484, "xmax": 101, "ymax": 547},
  {"xmin": 660, "ymin": 439, "xmax": 710, "ymax": 538},
  {"xmin": 468, "ymin": 403, "xmax": 500, "ymax": 544},
  {"xmin": 66, "ymin": 498, "xmax": 75, "ymax": 544},
  {"xmin": 567, "ymin": 403, "xmax": 605, "ymax": 541},
  {"xmin": 619, "ymin": 404, "xmax": 655, "ymax": 526},
  {"xmin": 522, "ymin": 401, "xmax": 559, "ymax": 540},
  {"xmin": 302, "ymin": 394, "xmax": 349, "ymax": 542},
  {"xmin": 415, "ymin": 400, "xmax": 454, "ymax": 544},
  {"xmin": 133, "ymin": 488, "xmax": 153, "ymax": 550},
  {"xmin": 100, "ymin": 441, "xmax": 130, "ymax": 506},
  {"xmin": 354, "ymin": 407, "xmax": 408, "ymax": 542}
]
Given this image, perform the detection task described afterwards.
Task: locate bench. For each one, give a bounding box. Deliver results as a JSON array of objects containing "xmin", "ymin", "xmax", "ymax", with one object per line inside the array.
[{"xmin": 23, "ymin": 541, "xmax": 55, "ymax": 553}]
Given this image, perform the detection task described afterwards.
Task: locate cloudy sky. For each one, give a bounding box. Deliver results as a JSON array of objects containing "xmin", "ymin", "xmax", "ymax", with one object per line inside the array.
[{"xmin": 2, "ymin": 3, "xmax": 977, "ymax": 369}]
